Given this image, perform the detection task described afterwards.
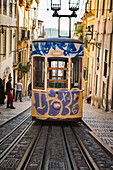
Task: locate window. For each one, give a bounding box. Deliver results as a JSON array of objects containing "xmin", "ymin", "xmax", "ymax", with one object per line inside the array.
[
  {"xmin": 83, "ymin": 67, "xmax": 88, "ymax": 81},
  {"xmin": 9, "ymin": 30, "xmax": 12, "ymax": 54},
  {"xmin": 85, "ymin": 2, "xmax": 87, "ymax": 13},
  {"xmin": 71, "ymin": 58, "xmax": 81, "ymax": 89},
  {"xmin": 0, "ymin": 0, "xmax": 1, "ymax": 14},
  {"xmin": 0, "ymin": 34, "xmax": 1, "ymax": 56},
  {"xmin": 84, "ymin": 37, "xmax": 87, "ymax": 48},
  {"xmin": 24, "ymin": 50, "xmax": 26, "ymax": 65},
  {"xmin": 89, "ymin": 0, "xmax": 92, "ymax": 11},
  {"xmin": 95, "ymin": 75, "xmax": 98, "ymax": 95},
  {"xmin": 97, "ymin": 48, "xmax": 100, "ymax": 70},
  {"xmin": 3, "ymin": 0, "xmax": 7, "ymax": 14},
  {"xmin": 9, "ymin": 0, "xmax": 12, "ymax": 17},
  {"xmin": 21, "ymin": 30, "xmax": 25, "ymax": 41},
  {"xmin": 109, "ymin": 0, "xmax": 112, "ymax": 13},
  {"xmin": 14, "ymin": 0, "xmax": 17, "ymax": 17},
  {"xmin": 18, "ymin": 51, "xmax": 21, "ymax": 63},
  {"xmin": 3, "ymin": 30, "xmax": 6, "ymax": 56},
  {"xmin": 28, "ymin": 30, "xmax": 30, "ymax": 40},
  {"xmin": 102, "ymin": 82, "xmax": 106, "ymax": 107},
  {"xmin": 102, "ymin": 0, "xmax": 105, "ymax": 15},
  {"xmin": 48, "ymin": 58, "xmax": 68, "ymax": 88},
  {"xmin": 104, "ymin": 50, "xmax": 108, "ymax": 77},
  {"xmin": 33, "ymin": 57, "xmax": 44, "ymax": 89},
  {"xmin": 96, "ymin": 0, "xmax": 99, "ymax": 18}
]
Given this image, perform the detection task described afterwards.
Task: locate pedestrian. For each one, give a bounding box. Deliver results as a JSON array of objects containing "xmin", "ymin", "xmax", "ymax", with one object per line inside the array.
[
  {"xmin": 86, "ymin": 91, "xmax": 91, "ymax": 104},
  {"xmin": 0, "ymin": 78, "xmax": 5, "ymax": 104},
  {"xmin": 28, "ymin": 82, "xmax": 32, "ymax": 98},
  {"xmin": 6, "ymin": 76, "xmax": 15, "ymax": 109},
  {"xmin": 15, "ymin": 79, "xmax": 23, "ymax": 102}
]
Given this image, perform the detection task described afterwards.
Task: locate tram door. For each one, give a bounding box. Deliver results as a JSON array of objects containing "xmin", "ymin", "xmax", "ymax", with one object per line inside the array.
[{"xmin": 71, "ymin": 58, "xmax": 82, "ymax": 89}]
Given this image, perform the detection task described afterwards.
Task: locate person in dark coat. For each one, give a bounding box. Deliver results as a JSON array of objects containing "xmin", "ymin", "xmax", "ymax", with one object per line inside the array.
[
  {"xmin": 0, "ymin": 78, "xmax": 5, "ymax": 104},
  {"xmin": 6, "ymin": 76, "xmax": 15, "ymax": 109},
  {"xmin": 28, "ymin": 82, "xmax": 32, "ymax": 98},
  {"xmin": 86, "ymin": 91, "xmax": 91, "ymax": 104}
]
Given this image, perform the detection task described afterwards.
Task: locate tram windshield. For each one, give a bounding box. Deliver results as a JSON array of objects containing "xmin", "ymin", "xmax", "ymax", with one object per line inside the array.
[
  {"xmin": 48, "ymin": 58, "xmax": 68, "ymax": 88},
  {"xmin": 33, "ymin": 56, "xmax": 82, "ymax": 90}
]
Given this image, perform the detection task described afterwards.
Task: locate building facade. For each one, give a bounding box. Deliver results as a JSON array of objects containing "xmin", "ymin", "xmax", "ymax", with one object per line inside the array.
[
  {"xmin": 14, "ymin": 0, "xmax": 39, "ymax": 96},
  {"xmin": 92, "ymin": 0, "xmax": 113, "ymax": 111},
  {"xmin": 82, "ymin": 0, "xmax": 113, "ymax": 111},
  {"xmin": 0, "ymin": 0, "xmax": 40, "ymax": 98},
  {"xmin": 82, "ymin": 0, "xmax": 96, "ymax": 97},
  {"xmin": 0, "ymin": 0, "xmax": 17, "ymax": 90}
]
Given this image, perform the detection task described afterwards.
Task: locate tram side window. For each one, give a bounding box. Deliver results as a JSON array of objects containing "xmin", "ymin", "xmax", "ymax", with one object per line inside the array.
[
  {"xmin": 33, "ymin": 57, "xmax": 44, "ymax": 89},
  {"xmin": 71, "ymin": 58, "xmax": 81, "ymax": 89}
]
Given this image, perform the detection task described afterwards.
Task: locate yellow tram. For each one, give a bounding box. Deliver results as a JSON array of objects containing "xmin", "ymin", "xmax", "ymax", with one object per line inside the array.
[{"xmin": 31, "ymin": 38, "xmax": 84, "ymax": 121}]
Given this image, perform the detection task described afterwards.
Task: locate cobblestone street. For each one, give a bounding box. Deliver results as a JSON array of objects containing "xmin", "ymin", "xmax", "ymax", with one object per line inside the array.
[
  {"xmin": 83, "ymin": 100, "xmax": 113, "ymax": 151},
  {"xmin": 0, "ymin": 97, "xmax": 31, "ymax": 126}
]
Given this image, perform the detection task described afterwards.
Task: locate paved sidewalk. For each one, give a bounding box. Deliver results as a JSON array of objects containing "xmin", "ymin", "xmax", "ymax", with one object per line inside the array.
[
  {"xmin": 0, "ymin": 96, "xmax": 31, "ymax": 126},
  {"xmin": 83, "ymin": 100, "xmax": 113, "ymax": 152}
]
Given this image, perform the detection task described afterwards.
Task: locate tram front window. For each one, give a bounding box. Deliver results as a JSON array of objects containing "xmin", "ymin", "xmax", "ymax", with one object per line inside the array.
[
  {"xmin": 48, "ymin": 58, "xmax": 68, "ymax": 88},
  {"xmin": 33, "ymin": 57, "xmax": 44, "ymax": 89}
]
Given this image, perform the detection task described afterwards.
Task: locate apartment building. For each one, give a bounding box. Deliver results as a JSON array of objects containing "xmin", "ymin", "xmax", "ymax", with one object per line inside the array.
[
  {"xmin": 82, "ymin": 0, "xmax": 113, "ymax": 111},
  {"xmin": 0, "ymin": 0, "xmax": 17, "ymax": 91}
]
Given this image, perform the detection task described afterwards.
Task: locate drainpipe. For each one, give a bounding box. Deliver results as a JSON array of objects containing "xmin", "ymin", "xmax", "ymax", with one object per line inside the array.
[
  {"xmin": 111, "ymin": 19, "xmax": 113, "ymax": 110},
  {"xmin": 106, "ymin": 32, "xmax": 112, "ymax": 111}
]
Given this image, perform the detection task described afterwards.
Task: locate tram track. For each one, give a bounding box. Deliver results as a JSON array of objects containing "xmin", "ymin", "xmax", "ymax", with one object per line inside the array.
[
  {"xmin": 63, "ymin": 126, "xmax": 95, "ymax": 169},
  {"xmin": 0, "ymin": 107, "xmax": 31, "ymax": 128},
  {"xmin": 0, "ymin": 118, "xmax": 33, "ymax": 161},
  {"xmin": 0, "ymin": 122, "xmax": 41, "ymax": 168},
  {"xmin": 0, "ymin": 115, "xmax": 31, "ymax": 144},
  {"xmin": 0, "ymin": 107, "xmax": 31, "ymax": 141},
  {"xmin": 0, "ymin": 121, "xmax": 113, "ymax": 169},
  {"xmin": 14, "ymin": 124, "xmax": 99, "ymax": 170},
  {"xmin": 22, "ymin": 123, "xmax": 113, "ymax": 170}
]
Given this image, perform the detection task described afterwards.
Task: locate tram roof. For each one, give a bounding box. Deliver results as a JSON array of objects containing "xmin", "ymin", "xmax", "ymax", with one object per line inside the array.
[{"xmin": 33, "ymin": 37, "xmax": 83, "ymax": 44}]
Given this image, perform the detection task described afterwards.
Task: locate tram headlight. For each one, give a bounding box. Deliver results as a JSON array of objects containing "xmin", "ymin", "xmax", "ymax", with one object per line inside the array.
[{"xmin": 53, "ymin": 102, "xmax": 61, "ymax": 110}]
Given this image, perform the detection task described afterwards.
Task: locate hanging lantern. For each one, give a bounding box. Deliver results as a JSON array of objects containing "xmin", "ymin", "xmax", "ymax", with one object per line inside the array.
[{"xmin": 85, "ymin": 26, "xmax": 92, "ymax": 42}]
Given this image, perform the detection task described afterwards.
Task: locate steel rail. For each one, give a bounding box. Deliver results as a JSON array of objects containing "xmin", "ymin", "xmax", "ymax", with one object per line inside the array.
[
  {"xmin": 41, "ymin": 125, "xmax": 72, "ymax": 170},
  {"xmin": 22, "ymin": 126, "xmax": 49, "ymax": 170},
  {"xmin": 61, "ymin": 127, "xmax": 73, "ymax": 170},
  {"xmin": 16, "ymin": 126, "xmax": 43, "ymax": 170},
  {"xmin": 0, "ymin": 106, "xmax": 31, "ymax": 127},
  {"xmin": 0, "ymin": 115, "xmax": 31, "ymax": 144},
  {"xmin": 0, "ymin": 121, "xmax": 33, "ymax": 162},
  {"xmin": 72, "ymin": 126, "xmax": 99, "ymax": 170},
  {"xmin": 62, "ymin": 127, "xmax": 79, "ymax": 170}
]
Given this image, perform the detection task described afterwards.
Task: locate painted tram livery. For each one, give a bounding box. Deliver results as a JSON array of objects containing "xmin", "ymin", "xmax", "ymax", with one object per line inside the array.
[{"xmin": 31, "ymin": 37, "xmax": 84, "ymax": 121}]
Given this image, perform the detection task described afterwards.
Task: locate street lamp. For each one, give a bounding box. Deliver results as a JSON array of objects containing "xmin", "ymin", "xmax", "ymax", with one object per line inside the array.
[
  {"xmin": 51, "ymin": 0, "xmax": 79, "ymax": 38},
  {"xmin": 51, "ymin": 0, "xmax": 61, "ymax": 10},
  {"xmin": 69, "ymin": 0, "xmax": 79, "ymax": 11},
  {"xmin": 51, "ymin": 0, "xmax": 61, "ymax": 16},
  {"xmin": 85, "ymin": 26, "xmax": 92, "ymax": 42}
]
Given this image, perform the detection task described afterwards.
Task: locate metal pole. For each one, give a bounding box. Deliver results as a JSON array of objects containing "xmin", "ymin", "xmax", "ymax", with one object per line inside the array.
[
  {"xmin": 58, "ymin": 17, "xmax": 60, "ymax": 37},
  {"xmin": 69, "ymin": 17, "xmax": 71, "ymax": 38}
]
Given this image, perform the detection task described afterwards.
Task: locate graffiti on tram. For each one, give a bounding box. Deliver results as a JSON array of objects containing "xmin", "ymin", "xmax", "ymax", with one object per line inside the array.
[{"xmin": 33, "ymin": 89, "xmax": 83, "ymax": 118}]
